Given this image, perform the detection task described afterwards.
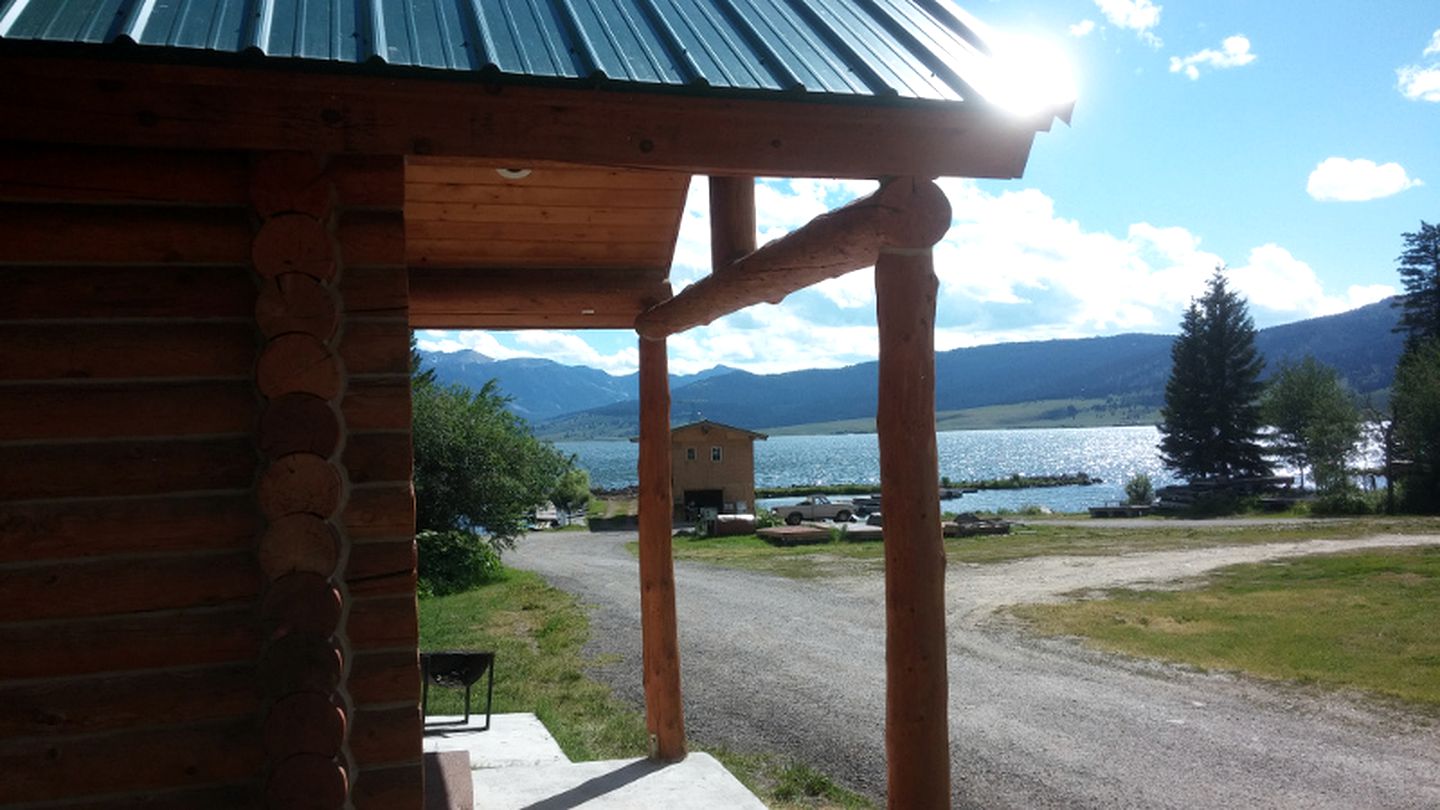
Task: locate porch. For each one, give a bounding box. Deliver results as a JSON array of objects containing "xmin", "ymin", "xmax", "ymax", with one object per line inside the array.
[{"xmin": 422, "ymin": 714, "xmax": 763, "ymax": 809}]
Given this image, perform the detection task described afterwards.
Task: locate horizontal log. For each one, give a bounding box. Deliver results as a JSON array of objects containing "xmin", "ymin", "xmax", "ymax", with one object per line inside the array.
[
  {"xmin": 348, "ymin": 650, "xmax": 421, "ymax": 707},
  {"xmin": 0, "ymin": 381, "xmax": 256, "ymax": 441},
  {"xmin": 347, "ymin": 541, "xmax": 417, "ymax": 597},
  {"xmin": 252, "ymin": 214, "xmax": 336, "ymax": 280},
  {"xmin": 407, "ymin": 237, "xmax": 671, "ymax": 269},
  {"xmin": 256, "ymin": 272, "xmax": 340, "ymax": 340},
  {"xmin": 261, "ymin": 572, "xmax": 343, "ymax": 639},
  {"xmin": 249, "ymin": 152, "xmax": 331, "ymax": 219},
  {"xmin": 0, "ymin": 203, "xmax": 253, "ymax": 265},
  {"xmin": 340, "ymin": 266, "xmax": 409, "ymax": 318},
  {"xmin": 351, "ymin": 762, "xmax": 424, "ymax": 810},
  {"xmin": 0, "ymin": 605, "xmax": 259, "ymax": 680},
  {"xmin": 0, "ymin": 493, "xmax": 258, "ymax": 565},
  {"xmin": 330, "ymin": 155, "xmax": 405, "ymax": 210},
  {"xmin": 635, "ymin": 177, "xmax": 952, "ymax": 338},
  {"xmin": 343, "ymin": 485, "xmax": 416, "ymax": 540},
  {"xmin": 51, "ymin": 784, "xmax": 259, "ymax": 810},
  {"xmin": 0, "ymin": 55, "xmax": 1042, "ymax": 178},
  {"xmin": 407, "ymin": 181, "xmax": 688, "ymax": 209},
  {"xmin": 349, "ymin": 706, "xmax": 422, "ymax": 767},
  {"xmin": 406, "ymin": 159, "xmax": 689, "ymax": 190},
  {"xmin": 405, "ymin": 201, "xmax": 680, "ymax": 227},
  {"xmin": 347, "ymin": 595, "xmax": 419, "ymax": 651},
  {"xmin": 0, "ymin": 551, "xmax": 261, "ymax": 623},
  {"xmin": 406, "ymin": 219, "xmax": 673, "ymax": 245},
  {"xmin": 338, "ymin": 210, "xmax": 406, "ymax": 267},
  {"xmin": 257, "ymin": 454, "xmax": 343, "ymax": 520},
  {"xmin": 0, "ymin": 721, "xmax": 263, "ymax": 804},
  {"xmin": 260, "ymin": 393, "xmax": 341, "ymax": 459},
  {"xmin": 265, "ymin": 752, "xmax": 347, "ymax": 810},
  {"xmin": 257, "ymin": 333, "xmax": 342, "ymax": 400},
  {"xmin": 0, "ymin": 323, "xmax": 257, "ymax": 382},
  {"xmin": 0, "ymin": 663, "xmax": 259, "ymax": 738},
  {"xmin": 343, "ymin": 432, "xmax": 413, "ymax": 485},
  {"xmin": 264, "ymin": 691, "xmax": 347, "ymax": 759},
  {"xmin": 408, "ymin": 267, "xmax": 670, "ymax": 330},
  {"xmin": 339, "ymin": 320, "xmax": 412, "ymax": 376},
  {"xmin": 0, "ymin": 143, "xmax": 249, "ymax": 205},
  {"xmin": 260, "ymin": 633, "xmax": 343, "ymax": 696},
  {"xmin": 0, "ymin": 265, "xmax": 256, "ymax": 320},
  {"xmin": 259, "ymin": 514, "xmax": 341, "ymax": 580},
  {"xmin": 0, "ymin": 437, "xmax": 257, "ymax": 501},
  {"xmin": 342, "ymin": 379, "xmax": 411, "ymax": 432}
]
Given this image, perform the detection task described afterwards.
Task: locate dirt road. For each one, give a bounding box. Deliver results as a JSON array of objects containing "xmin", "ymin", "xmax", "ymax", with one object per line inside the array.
[{"xmin": 508, "ymin": 531, "xmax": 1440, "ymax": 807}]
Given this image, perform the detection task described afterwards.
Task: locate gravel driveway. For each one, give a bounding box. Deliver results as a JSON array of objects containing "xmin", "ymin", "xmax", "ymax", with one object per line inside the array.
[{"xmin": 507, "ymin": 530, "xmax": 1440, "ymax": 808}]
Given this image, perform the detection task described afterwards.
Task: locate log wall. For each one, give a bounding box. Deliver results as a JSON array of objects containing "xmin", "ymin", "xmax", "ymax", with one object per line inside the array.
[{"xmin": 0, "ymin": 144, "xmax": 420, "ymax": 807}]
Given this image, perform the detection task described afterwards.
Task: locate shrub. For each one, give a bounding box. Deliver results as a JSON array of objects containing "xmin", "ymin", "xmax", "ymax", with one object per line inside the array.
[
  {"xmin": 1310, "ymin": 489, "xmax": 1378, "ymax": 516},
  {"xmin": 1125, "ymin": 474, "xmax": 1155, "ymax": 505},
  {"xmin": 417, "ymin": 529, "xmax": 503, "ymax": 596}
]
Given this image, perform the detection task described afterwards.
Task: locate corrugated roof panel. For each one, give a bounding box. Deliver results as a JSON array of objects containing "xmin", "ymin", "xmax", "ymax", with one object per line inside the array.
[{"xmin": 0, "ymin": 0, "xmax": 1073, "ymax": 122}]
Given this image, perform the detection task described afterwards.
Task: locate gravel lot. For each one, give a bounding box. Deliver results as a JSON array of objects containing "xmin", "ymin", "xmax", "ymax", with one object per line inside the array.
[{"xmin": 508, "ymin": 530, "xmax": 1440, "ymax": 808}]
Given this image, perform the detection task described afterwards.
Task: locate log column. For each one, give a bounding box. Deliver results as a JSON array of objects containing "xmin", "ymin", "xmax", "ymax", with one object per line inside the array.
[
  {"xmin": 636, "ymin": 335, "xmax": 686, "ymax": 760},
  {"xmin": 874, "ymin": 180, "xmax": 952, "ymax": 809},
  {"xmin": 250, "ymin": 154, "xmax": 351, "ymax": 809}
]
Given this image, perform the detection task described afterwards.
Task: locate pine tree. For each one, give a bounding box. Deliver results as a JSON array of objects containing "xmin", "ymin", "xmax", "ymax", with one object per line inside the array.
[
  {"xmin": 1159, "ymin": 269, "xmax": 1270, "ymax": 482},
  {"xmin": 1394, "ymin": 220, "xmax": 1440, "ymax": 350}
]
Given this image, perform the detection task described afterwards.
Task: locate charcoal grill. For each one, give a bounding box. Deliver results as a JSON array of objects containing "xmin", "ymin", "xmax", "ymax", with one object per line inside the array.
[{"xmin": 421, "ymin": 651, "xmax": 495, "ymax": 729}]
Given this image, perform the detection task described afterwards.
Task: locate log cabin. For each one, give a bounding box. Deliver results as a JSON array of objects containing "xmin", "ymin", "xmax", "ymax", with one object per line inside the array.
[{"xmin": 0, "ymin": 0, "xmax": 1071, "ymax": 806}]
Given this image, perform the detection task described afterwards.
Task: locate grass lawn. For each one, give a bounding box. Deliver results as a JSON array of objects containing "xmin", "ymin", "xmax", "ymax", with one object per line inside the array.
[
  {"xmin": 656, "ymin": 517, "xmax": 1440, "ymax": 578},
  {"xmin": 419, "ymin": 568, "xmax": 872, "ymax": 808},
  {"xmin": 1011, "ymin": 546, "xmax": 1440, "ymax": 710}
]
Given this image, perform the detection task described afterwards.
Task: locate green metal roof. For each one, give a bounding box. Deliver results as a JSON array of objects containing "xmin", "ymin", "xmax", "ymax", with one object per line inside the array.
[{"xmin": 0, "ymin": 0, "xmax": 1071, "ymax": 120}]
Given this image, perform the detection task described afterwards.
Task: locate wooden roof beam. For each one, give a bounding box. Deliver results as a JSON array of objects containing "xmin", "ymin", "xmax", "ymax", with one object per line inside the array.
[
  {"xmin": 0, "ymin": 54, "xmax": 1042, "ymax": 180},
  {"xmin": 408, "ymin": 266, "xmax": 670, "ymax": 330},
  {"xmin": 634, "ymin": 177, "xmax": 951, "ymax": 339}
]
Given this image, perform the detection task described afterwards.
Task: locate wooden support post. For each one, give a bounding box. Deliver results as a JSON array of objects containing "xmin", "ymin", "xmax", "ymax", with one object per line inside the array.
[
  {"xmin": 709, "ymin": 176, "xmax": 756, "ymax": 268},
  {"xmin": 636, "ymin": 335, "xmax": 686, "ymax": 761},
  {"xmin": 874, "ymin": 183, "xmax": 952, "ymax": 809}
]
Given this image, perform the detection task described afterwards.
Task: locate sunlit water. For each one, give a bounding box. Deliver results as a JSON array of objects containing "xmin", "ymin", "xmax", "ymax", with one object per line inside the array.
[{"xmin": 557, "ymin": 426, "xmax": 1179, "ymax": 514}]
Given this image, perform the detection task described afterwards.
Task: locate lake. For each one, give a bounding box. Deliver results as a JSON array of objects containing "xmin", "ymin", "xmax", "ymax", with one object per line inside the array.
[{"xmin": 556, "ymin": 425, "xmax": 1179, "ymax": 513}]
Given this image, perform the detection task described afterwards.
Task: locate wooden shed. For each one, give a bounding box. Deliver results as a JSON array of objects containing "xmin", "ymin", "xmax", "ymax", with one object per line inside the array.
[
  {"xmin": 671, "ymin": 420, "xmax": 767, "ymax": 518},
  {"xmin": 0, "ymin": 1, "xmax": 1070, "ymax": 807}
]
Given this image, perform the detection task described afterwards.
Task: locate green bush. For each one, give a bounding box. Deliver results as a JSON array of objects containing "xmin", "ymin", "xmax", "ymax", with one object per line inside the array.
[
  {"xmin": 417, "ymin": 529, "xmax": 503, "ymax": 596},
  {"xmin": 1310, "ymin": 489, "xmax": 1378, "ymax": 516},
  {"xmin": 1124, "ymin": 474, "xmax": 1155, "ymax": 505}
]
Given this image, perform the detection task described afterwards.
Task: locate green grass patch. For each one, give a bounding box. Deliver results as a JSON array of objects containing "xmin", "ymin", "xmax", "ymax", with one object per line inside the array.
[
  {"xmin": 418, "ymin": 568, "xmax": 872, "ymax": 805},
  {"xmin": 418, "ymin": 568, "xmax": 648, "ymax": 761},
  {"xmin": 1011, "ymin": 546, "xmax": 1440, "ymax": 709},
  {"xmin": 654, "ymin": 517, "xmax": 1440, "ymax": 578}
]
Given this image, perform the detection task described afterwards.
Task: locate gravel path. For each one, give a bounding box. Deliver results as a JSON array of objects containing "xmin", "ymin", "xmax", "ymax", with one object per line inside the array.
[{"xmin": 507, "ymin": 531, "xmax": 1440, "ymax": 807}]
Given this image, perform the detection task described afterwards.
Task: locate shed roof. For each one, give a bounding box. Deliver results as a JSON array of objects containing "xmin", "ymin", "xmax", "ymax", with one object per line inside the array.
[
  {"xmin": 0, "ymin": 0, "xmax": 1070, "ymax": 123},
  {"xmin": 673, "ymin": 419, "xmax": 768, "ymax": 440}
]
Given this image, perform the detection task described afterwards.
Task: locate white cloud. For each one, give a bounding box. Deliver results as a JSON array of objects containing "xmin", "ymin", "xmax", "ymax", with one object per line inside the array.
[
  {"xmin": 1397, "ymin": 65, "xmax": 1440, "ymax": 102},
  {"xmin": 1069, "ymin": 20, "xmax": 1096, "ymax": 38},
  {"xmin": 1306, "ymin": 157, "xmax": 1423, "ymax": 202},
  {"xmin": 415, "ymin": 330, "xmax": 525, "ymax": 359},
  {"xmin": 1397, "ymin": 29, "xmax": 1440, "ymax": 101},
  {"xmin": 1094, "ymin": 0, "xmax": 1162, "ymax": 46},
  {"xmin": 414, "ymin": 329, "xmax": 640, "ymax": 374},
  {"xmin": 1168, "ymin": 35, "xmax": 1256, "ymax": 80}
]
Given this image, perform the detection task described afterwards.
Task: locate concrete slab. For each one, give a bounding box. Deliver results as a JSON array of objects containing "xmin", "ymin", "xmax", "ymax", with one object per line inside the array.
[
  {"xmin": 423, "ymin": 713, "xmax": 570, "ymax": 769},
  {"xmin": 471, "ymin": 753, "xmax": 766, "ymax": 810}
]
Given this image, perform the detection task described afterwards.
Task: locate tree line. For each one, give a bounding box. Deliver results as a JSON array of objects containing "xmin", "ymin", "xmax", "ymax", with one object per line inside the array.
[{"xmin": 1157, "ymin": 220, "xmax": 1440, "ymax": 514}]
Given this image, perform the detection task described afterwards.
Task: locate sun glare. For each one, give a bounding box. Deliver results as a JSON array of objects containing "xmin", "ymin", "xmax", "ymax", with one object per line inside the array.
[{"xmin": 982, "ymin": 32, "xmax": 1078, "ymax": 120}]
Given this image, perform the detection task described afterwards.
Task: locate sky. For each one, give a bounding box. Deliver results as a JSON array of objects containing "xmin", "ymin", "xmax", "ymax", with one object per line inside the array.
[{"xmin": 417, "ymin": 0, "xmax": 1439, "ymax": 377}]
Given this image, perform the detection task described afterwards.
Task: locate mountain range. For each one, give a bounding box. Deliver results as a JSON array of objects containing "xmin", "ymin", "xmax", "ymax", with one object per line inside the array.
[{"xmin": 419, "ymin": 298, "xmax": 1405, "ymax": 439}]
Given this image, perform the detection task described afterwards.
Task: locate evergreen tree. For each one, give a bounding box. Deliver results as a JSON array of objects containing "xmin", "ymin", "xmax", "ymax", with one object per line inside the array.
[
  {"xmin": 1159, "ymin": 269, "xmax": 1270, "ymax": 481},
  {"xmin": 1391, "ymin": 340, "xmax": 1440, "ymax": 512},
  {"xmin": 1393, "ymin": 220, "xmax": 1440, "ymax": 350}
]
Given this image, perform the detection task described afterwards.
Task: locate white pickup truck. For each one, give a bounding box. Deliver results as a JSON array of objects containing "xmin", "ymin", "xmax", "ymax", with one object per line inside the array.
[{"xmin": 780, "ymin": 495, "xmax": 856, "ymax": 525}]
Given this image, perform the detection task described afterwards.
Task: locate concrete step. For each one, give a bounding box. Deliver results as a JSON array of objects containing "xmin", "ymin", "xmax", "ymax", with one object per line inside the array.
[
  {"xmin": 423, "ymin": 713, "xmax": 570, "ymax": 769},
  {"xmin": 471, "ymin": 754, "xmax": 767, "ymax": 810}
]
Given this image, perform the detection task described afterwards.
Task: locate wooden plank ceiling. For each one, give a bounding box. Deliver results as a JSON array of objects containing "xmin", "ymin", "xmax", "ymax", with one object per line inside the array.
[{"xmin": 405, "ymin": 158, "xmax": 689, "ymax": 330}]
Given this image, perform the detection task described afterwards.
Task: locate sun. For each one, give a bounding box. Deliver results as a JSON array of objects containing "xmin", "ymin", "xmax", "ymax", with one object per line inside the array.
[{"xmin": 979, "ymin": 32, "xmax": 1079, "ymax": 122}]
